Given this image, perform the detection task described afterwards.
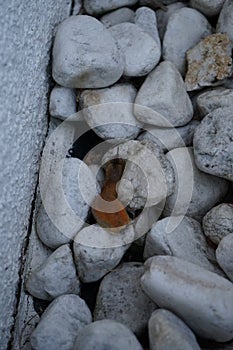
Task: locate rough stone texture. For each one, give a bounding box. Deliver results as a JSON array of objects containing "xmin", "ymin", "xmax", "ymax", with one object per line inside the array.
[
  {"xmin": 163, "ymin": 147, "xmax": 229, "ymax": 221},
  {"xmin": 190, "ymin": 0, "xmax": 225, "ymax": 16},
  {"xmin": 149, "ymin": 309, "xmax": 201, "ymax": 350},
  {"xmin": 193, "ymin": 107, "xmax": 233, "ymax": 181},
  {"xmin": 26, "ymin": 244, "xmax": 80, "ymax": 300},
  {"xmin": 141, "ymin": 256, "xmax": 233, "ymax": 342},
  {"xmin": 185, "ymin": 33, "xmax": 232, "ymax": 91},
  {"xmin": 49, "ymin": 85, "xmax": 77, "ymax": 120},
  {"xmin": 134, "ymin": 7, "xmax": 161, "ymax": 46},
  {"xmin": 217, "ymin": 0, "xmax": 233, "ymax": 43},
  {"xmin": 84, "ymin": 0, "xmax": 138, "ymax": 15},
  {"xmin": 138, "ymin": 120, "xmax": 199, "ymax": 152},
  {"xmin": 109, "ymin": 23, "xmax": 161, "ymax": 77},
  {"xmin": 196, "ymin": 87, "xmax": 233, "ymax": 117},
  {"xmin": 100, "ymin": 8, "xmax": 135, "ymax": 28},
  {"xmin": 52, "ymin": 15, "xmax": 124, "ymax": 88},
  {"xmin": 0, "ymin": 1, "xmax": 72, "ymax": 348},
  {"xmin": 156, "ymin": 2, "xmax": 187, "ymax": 39},
  {"xmin": 216, "ymin": 233, "xmax": 233, "ymax": 282},
  {"xmin": 143, "ymin": 216, "xmax": 222, "ymax": 275},
  {"xmin": 203, "ymin": 204, "xmax": 233, "ymax": 246},
  {"xmin": 30, "ymin": 295, "xmax": 92, "ymax": 350},
  {"xmin": 94, "ymin": 262, "xmax": 157, "ymax": 336},
  {"xmin": 74, "ymin": 320, "xmax": 143, "ymax": 350},
  {"xmin": 134, "ymin": 61, "xmax": 193, "ymax": 127},
  {"xmin": 73, "ymin": 224, "xmax": 135, "ymax": 282},
  {"xmin": 80, "ymin": 83, "xmax": 141, "ymax": 142},
  {"xmin": 163, "ymin": 8, "xmax": 212, "ymax": 76}
]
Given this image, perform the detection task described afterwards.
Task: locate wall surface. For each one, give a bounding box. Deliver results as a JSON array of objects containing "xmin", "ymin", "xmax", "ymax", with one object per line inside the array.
[{"xmin": 0, "ymin": 1, "xmax": 72, "ymax": 348}]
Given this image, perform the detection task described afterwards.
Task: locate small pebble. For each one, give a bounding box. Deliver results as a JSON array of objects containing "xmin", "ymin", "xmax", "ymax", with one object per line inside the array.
[
  {"xmin": 100, "ymin": 8, "xmax": 135, "ymax": 28},
  {"xmin": 216, "ymin": 233, "xmax": 233, "ymax": 282},
  {"xmin": 109, "ymin": 23, "xmax": 161, "ymax": 77},
  {"xmin": 26, "ymin": 244, "xmax": 80, "ymax": 300},
  {"xmin": 217, "ymin": 0, "xmax": 233, "ymax": 42},
  {"xmin": 94, "ymin": 262, "xmax": 157, "ymax": 336},
  {"xmin": 163, "ymin": 7, "xmax": 212, "ymax": 75},
  {"xmin": 190, "ymin": 0, "xmax": 225, "ymax": 16},
  {"xmin": 84, "ymin": 0, "xmax": 138, "ymax": 15},
  {"xmin": 30, "ymin": 295, "xmax": 92, "ymax": 350},
  {"xmin": 203, "ymin": 203, "xmax": 233, "ymax": 246},
  {"xmin": 52, "ymin": 15, "xmax": 124, "ymax": 88},
  {"xmin": 196, "ymin": 87, "xmax": 233, "ymax": 117},
  {"xmin": 149, "ymin": 309, "xmax": 201, "ymax": 350},
  {"xmin": 74, "ymin": 320, "xmax": 143, "ymax": 350},
  {"xmin": 141, "ymin": 255, "xmax": 233, "ymax": 342},
  {"xmin": 193, "ymin": 107, "xmax": 233, "ymax": 181},
  {"xmin": 49, "ymin": 85, "xmax": 76, "ymax": 120}
]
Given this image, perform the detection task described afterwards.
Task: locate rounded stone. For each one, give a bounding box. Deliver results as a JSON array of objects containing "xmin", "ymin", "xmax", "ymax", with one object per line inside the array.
[
  {"xmin": 216, "ymin": 233, "xmax": 233, "ymax": 282},
  {"xmin": 100, "ymin": 8, "xmax": 135, "ymax": 28},
  {"xmin": 141, "ymin": 255, "xmax": 233, "ymax": 342},
  {"xmin": 190, "ymin": 0, "xmax": 225, "ymax": 16},
  {"xmin": 84, "ymin": 0, "xmax": 137, "ymax": 15},
  {"xmin": 196, "ymin": 87, "xmax": 233, "ymax": 117},
  {"xmin": 49, "ymin": 85, "xmax": 76, "ymax": 120},
  {"xmin": 193, "ymin": 107, "xmax": 233, "ymax": 181},
  {"xmin": 52, "ymin": 15, "xmax": 124, "ymax": 88},
  {"xmin": 217, "ymin": 0, "xmax": 233, "ymax": 42},
  {"xmin": 109, "ymin": 23, "xmax": 161, "ymax": 77},
  {"xmin": 94, "ymin": 262, "xmax": 157, "ymax": 336}
]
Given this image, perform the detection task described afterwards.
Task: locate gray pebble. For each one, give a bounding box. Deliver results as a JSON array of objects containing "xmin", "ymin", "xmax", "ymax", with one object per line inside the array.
[
  {"xmin": 216, "ymin": 233, "xmax": 233, "ymax": 282},
  {"xmin": 141, "ymin": 255, "xmax": 233, "ymax": 342},
  {"xmin": 217, "ymin": 0, "xmax": 233, "ymax": 42},
  {"xmin": 163, "ymin": 147, "xmax": 229, "ymax": 221},
  {"xmin": 143, "ymin": 216, "xmax": 223, "ymax": 275},
  {"xmin": 203, "ymin": 203, "xmax": 233, "ymax": 246},
  {"xmin": 134, "ymin": 61, "xmax": 193, "ymax": 127},
  {"xmin": 193, "ymin": 107, "xmax": 233, "ymax": 181},
  {"xmin": 100, "ymin": 8, "xmax": 135, "ymax": 28},
  {"xmin": 149, "ymin": 309, "xmax": 201, "ymax": 350},
  {"xmin": 52, "ymin": 15, "xmax": 124, "ymax": 88},
  {"xmin": 196, "ymin": 88, "xmax": 233, "ymax": 117},
  {"xmin": 30, "ymin": 294, "xmax": 92, "ymax": 350},
  {"xmin": 26, "ymin": 244, "xmax": 80, "ymax": 301},
  {"xmin": 49, "ymin": 85, "xmax": 76, "ymax": 120},
  {"xmin": 138, "ymin": 120, "xmax": 199, "ymax": 152},
  {"xmin": 94, "ymin": 262, "xmax": 157, "ymax": 336},
  {"xmin": 73, "ymin": 224, "xmax": 135, "ymax": 282},
  {"xmin": 80, "ymin": 83, "xmax": 141, "ymax": 142},
  {"xmin": 84, "ymin": 0, "xmax": 137, "ymax": 15},
  {"xmin": 190, "ymin": 0, "xmax": 225, "ymax": 16},
  {"xmin": 163, "ymin": 8, "xmax": 212, "ymax": 76},
  {"xmin": 109, "ymin": 23, "xmax": 161, "ymax": 77},
  {"xmin": 134, "ymin": 7, "xmax": 161, "ymax": 46},
  {"xmin": 74, "ymin": 320, "xmax": 143, "ymax": 350}
]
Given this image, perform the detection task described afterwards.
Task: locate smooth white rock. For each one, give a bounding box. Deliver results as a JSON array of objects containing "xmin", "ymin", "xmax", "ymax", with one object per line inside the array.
[
  {"xmin": 217, "ymin": 0, "xmax": 233, "ymax": 42},
  {"xmin": 109, "ymin": 23, "xmax": 161, "ymax": 77},
  {"xmin": 196, "ymin": 88, "xmax": 233, "ymax": 117},
  {"xmin": 163, "ymin": 8, "xmax": 212, "ymax": 76},
  {"xmin": 134, "ymin": 7, "xmax": 161, "ymax": 46},
  {"xmin": 49, "ymin": 85, "xmax": 76, "ymax": 120},
  {"xmin": 30, "ymin": 295, "xmax": 92, "ymax": 350},
  {"xmin": 80, "ymin": 83, "xmax": 141, "ymax": 142},
  {"xmin": 36, "ymin": 158, "xmax": 98, "ymax": 249},
  {"xmin": 190, "ymin": 0, "xmax": 225, "ymax": 16},
  {"xmin": 100, "ymin": 8, "xmax": 135, "ymax": 28},
  {"xmin": 84, "ymin": 0, "xmax": 137, "ymax": 15},
  {"xmin": 156, "ymin": 2, "xmax": 186, "ymax": 39},
  {"xmin": 52, "ymin": 16, "xmax": 124, "ymax": 88},
  {"xmin": 149, "ymin": 309, "xmax": 201, "ymax": 350},
  {"xmin": 163, "ymin": 147, "xmax": 229, "ymax": 221},
  {"xmin": 138, "ymin": 120, "xmax": 199, "ymax": 152},
  {"xmin": 134, "ymin": 61, "xmax": 193, "ymax": 127},
  {"xmin": 216, "ymin": 233, "xmax": 233, "ymax": 282},
  {"xmin": 73, "ymin": 224, "xmax": 135, "ymax": 282},
  {"xmin": 141, "ymin": 256, "xmax": 233, "ymax": 342},
  {"xmin": 102, "ymin": 139, "xmax": 175, "ymax": 210},
  {"xmin": 193, "ymin": 107, "xmax": 233, "ymax": 181},
  {"xmin": 143, "ymin": 216, "xmax": 222, "ymax": 275},
  {"xmin": 74, "ymin": 320, "xmax": 143, "ymax": 350},
  {"xmin": 94, "ymin": 262, "xmax": 156, "ymax": 336},
  {"xmin": 26, "ymin": 244, "xmax": 80, "ymax": 300},
  {"xmin": 203, "ymin": 204, "xmax": 233, "ymax": 246}
]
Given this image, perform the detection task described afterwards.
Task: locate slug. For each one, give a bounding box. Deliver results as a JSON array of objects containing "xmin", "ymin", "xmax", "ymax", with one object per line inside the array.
[{"xmin": 91, "ymin": 158, "xmax": 131, "ymax": 232}]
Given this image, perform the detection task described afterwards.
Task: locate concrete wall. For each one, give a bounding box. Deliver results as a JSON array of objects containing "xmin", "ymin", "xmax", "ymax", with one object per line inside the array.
[{"xmin": 0, "ymin": 1, "xmax": 73, "ymax": 348}]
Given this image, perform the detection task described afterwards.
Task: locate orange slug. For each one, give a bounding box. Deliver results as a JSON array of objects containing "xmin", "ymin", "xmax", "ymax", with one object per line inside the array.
[{"xmin": 91, "ymin": 158, "xmax": 131, "ymax": 232}]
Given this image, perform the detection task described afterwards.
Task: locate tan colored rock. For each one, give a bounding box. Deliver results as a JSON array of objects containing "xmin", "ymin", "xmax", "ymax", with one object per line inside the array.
[{"xmin": 185, "ymin": 33, "xmax": 232, "ymax": 91}]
